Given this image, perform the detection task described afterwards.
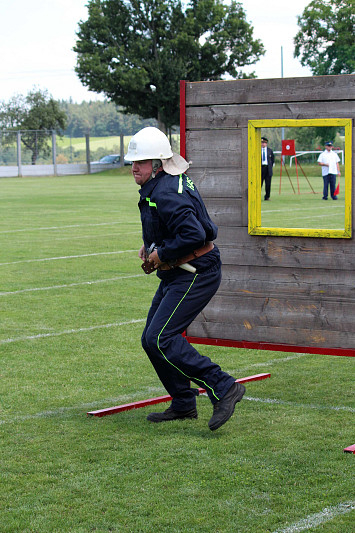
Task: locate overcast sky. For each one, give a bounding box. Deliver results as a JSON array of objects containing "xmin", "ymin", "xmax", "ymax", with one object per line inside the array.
[{"xmin": 0, "ymin": 0, "xmax": 313, "ymax": 104}]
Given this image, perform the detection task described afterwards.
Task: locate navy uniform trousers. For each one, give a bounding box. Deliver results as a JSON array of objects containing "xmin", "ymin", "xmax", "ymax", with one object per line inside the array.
[
  {"xmin": 323, "ymin": 173, "xmax": 337, "ymax": 199},
  {"xmin": 141, "ymin": 261, "xmax": 236, "ymax": 412}
]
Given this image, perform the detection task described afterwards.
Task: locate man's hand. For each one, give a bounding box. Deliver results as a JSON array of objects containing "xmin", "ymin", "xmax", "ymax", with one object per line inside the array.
[
  {"xmin": 138, "ymin": 244, "xmax": 146, "ymax": 261},
  {"xmin": 148, "ymin": 249, "xmax": 163, "ymax": 269}
]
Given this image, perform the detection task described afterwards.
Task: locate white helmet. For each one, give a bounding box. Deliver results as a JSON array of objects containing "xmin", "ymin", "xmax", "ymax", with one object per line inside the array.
[{"xmin": 125, "ymin": 127, "xmax": 173, "ymax": 162}]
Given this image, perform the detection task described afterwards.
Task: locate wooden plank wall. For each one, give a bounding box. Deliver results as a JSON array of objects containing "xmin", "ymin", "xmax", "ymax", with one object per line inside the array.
[{"xmin": 185, "ymin": 75, "xmax": 355, "ymax": 350}]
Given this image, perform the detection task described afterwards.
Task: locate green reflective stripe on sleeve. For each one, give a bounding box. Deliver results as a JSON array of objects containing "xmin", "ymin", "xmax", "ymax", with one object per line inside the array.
[
  {"xmin": 186, "ymin": 176, "xmax": 195, "ymax": 190},
  {"xmin": 156, "ymin": 274, "xmax": 220, "ymax": 401},
  {"xmin": 146, "ymin": 197, "xmax": 157, "ymax": 208},
  {"xmin": 178, "ymin": 174, "xmax": 183, "ymax": 193}
]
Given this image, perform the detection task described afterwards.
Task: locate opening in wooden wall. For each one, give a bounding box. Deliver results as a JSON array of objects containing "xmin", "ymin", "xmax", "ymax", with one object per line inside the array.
[{"xmin": 248, "ymin": 118, "xmax": 352, "ymax": 238}]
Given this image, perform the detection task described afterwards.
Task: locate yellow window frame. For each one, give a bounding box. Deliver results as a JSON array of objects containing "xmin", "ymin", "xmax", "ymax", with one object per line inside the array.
[{"xmin": 248, "ymin": 118, "xmax": 352, "ymax": 238}]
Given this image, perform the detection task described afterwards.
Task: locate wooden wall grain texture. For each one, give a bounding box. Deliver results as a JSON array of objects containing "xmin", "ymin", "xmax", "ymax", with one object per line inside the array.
[{"xmin": 185, "ymin": 74, "xmax": 355, "ymax": 351}]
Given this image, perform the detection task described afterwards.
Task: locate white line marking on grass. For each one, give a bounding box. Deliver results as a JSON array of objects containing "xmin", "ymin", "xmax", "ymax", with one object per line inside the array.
[
  {"xmin": 0, "ymin": 274, "xmax": 144, "ymax": 296},
  {"xmin": 229, "ymin": 353, "xmax": 310, "ymax": 376},
  {"xmin": 272, "ymin": 500, "xmax": 355, "ymax": 533},
  {"xmin": 0, "ymin": 386, "xmax": 165, "ymax": 425},
  {"xmin": 6, "ymin": 231, "xmax": 142, "ymax": 244},
  {"xmin": 278, "ymin": 213, "xmax": 342, "ymax": 223},
  {"xmin": 246, "ymin": 353, "xmax": 310, "ymax": 368},
  {"xmin": 0, "ymin": 222, "xmax": 140, "ymax": 234},
  {"xmin": 263, "ymin": 206, "xmax": 341, "ymax": 214},
  {"xmin": 49, "ymin": 230, "xmax": 141, "ymax": 241},
  {"xmin": 2, "ymin": 389, "xmax": 354, "ymax": 426},
  {"xmin": 0, "ymin": 249, "xmax": 138, "ymax": 266},
  {"xmin": 245, "ymin": 396, "xmax": 355, "ymax": 413},
  {"xmin": 0, "ymin": 319, "xmax": 145, "ymax": 345}
]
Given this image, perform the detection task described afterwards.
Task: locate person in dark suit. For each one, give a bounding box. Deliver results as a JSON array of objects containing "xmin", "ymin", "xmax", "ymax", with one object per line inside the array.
[{"xmin": 261, "ymin": 137, "xmax": 274, "ymax": 201}]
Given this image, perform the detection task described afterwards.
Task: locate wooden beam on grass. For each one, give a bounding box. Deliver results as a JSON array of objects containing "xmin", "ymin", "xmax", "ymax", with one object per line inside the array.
[
  {"xmin": 87, "ymin": 373, "xmax": 271, "ymax": 417},
  {"xmin": 343, "ymin": 444, "xmax": 355, "ymax": 454}
]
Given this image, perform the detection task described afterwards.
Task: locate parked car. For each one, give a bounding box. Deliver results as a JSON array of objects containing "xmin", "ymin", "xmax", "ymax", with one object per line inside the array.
[
  {"xmin": 91, "ymin": 154, "xmax": 120, "ymax": 165},
  {"xmin": 91, "ymin": 154, "xmax": 132, "ymax": 165}
]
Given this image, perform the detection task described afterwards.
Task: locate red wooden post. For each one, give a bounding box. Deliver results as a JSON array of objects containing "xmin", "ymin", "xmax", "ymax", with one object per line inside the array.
[{"xmin": 180, "ymin": 80, "xmax": 186, "ymax": 159}]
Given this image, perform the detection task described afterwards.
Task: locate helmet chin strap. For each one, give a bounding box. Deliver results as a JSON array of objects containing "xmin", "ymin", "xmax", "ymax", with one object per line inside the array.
[{"xmin": 151, "ymin": 159, "xmax": 162, "ymax": 179}]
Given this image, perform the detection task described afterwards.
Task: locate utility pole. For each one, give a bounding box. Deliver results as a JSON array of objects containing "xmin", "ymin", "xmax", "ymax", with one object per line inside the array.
[{"xmin": 281, "ymin": 46, "xmax": 285, "ymax": 165}]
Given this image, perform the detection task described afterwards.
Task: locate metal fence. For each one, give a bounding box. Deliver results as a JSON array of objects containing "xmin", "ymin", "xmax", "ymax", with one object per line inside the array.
[
  {"xmin": 0, "ymin": 130, "xmax": 180, "ymax": 177},
  {"xmin": 0, "ymin": 131, "xmax": 124, "ymax": 177}
]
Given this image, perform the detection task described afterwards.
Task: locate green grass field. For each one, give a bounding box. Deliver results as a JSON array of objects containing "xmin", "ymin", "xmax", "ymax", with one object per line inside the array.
[
  {"xmin": 58, "ymin": 136, "xmax": 127, "ymax": 152},
  {"xmin": 0, "ymin": 169, "xmax": 354, "ymax": 532},
  {"xmin": 262, "ymin": 163, "xmax": 345, "ymax": 229}
]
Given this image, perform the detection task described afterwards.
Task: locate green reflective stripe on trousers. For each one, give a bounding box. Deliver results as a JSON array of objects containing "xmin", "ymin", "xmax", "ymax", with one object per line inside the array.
[
  {"xmin": 178, "ymin": 174, "xmax": 183, "ymax": 193},
  {"xmin": 156, "ymin": 273, "xmax": 220, "ymax": 401},
  {"xmin": 146, "ymin": 197, "xmax": 157, "ymax": 208}
]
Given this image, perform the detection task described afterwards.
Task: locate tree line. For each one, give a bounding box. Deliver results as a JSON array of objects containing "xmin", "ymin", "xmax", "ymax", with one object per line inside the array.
[
  {"xmin": 0, "ymin": 91, "xmax": 159, "ymax": 165},
  {"xmin": 0, "ymin": 0, "xmax": 353, "ymax": 144},
  {"xmin": 60, "ymin": 100, "xmax": 158, "ymax": 138}
]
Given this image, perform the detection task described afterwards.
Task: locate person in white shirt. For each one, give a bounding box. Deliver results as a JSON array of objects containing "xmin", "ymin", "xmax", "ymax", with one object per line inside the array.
[{"xmin": 317, "ymin": 141, "xmax": 341, "ymax": 200}]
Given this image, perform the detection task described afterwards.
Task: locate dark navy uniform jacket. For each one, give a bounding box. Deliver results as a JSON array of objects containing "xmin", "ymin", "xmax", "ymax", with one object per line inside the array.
[{"xmin": 138, "ymin": 171, "xmax": 220, "ymax": 279}]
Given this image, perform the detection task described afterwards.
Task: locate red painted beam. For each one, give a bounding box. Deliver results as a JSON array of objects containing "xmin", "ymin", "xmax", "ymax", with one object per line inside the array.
[
  {"xmin": 185, "ymin": 336, "xmax": 355, "ymax": 357},
  {"xmin": 343, "ymin": 444, "xmax": 355, "ymax": 454},
  {"xmin": 88, "ymin": 394, "xmax": 174, "ymax": 417},
  {"xmin": 198, "ymin": 372, "xmax": 270, "ymax": 394},
  {"xmin": 179, "ymin": 80, "xmax": 186, "ymax": 159},
  {"xmin": 87, "ymin": 372, "xmax": 271, "ymax": 417}
]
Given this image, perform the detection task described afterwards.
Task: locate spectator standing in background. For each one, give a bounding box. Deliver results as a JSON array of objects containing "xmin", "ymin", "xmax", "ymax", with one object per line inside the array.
[
  {"xmin": 317, "ymin": 141, "xmax": 341, "ymax": 200},
  {"xmin": 261, "ymin": 137, "xmax": 274, "ymax": 201}
]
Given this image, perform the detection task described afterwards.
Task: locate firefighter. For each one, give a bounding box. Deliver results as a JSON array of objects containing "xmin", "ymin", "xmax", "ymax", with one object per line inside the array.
[{"xmin": 125, "ymin": 127, "xmax": 245, "ymax": 430}]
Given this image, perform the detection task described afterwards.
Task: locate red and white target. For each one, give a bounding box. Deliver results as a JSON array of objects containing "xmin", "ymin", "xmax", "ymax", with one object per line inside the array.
[{"xmin": 281, "ymin": 139, "xmax": 296, "ymax": 156}]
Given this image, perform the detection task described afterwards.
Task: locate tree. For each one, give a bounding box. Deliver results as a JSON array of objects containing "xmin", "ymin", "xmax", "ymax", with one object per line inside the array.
[
  {"xmin": 294, "ymin": 0, "xmax": 355, "ymax": 75},
  {"xmin": 0, "ymin": 89, "xmax": 67, "ymax": 164},
  {"xmin": 293, "ymin": 126, "xmax": 339, "ymax": 150},
  {"xmin": 74, "ymin": 0, "xmax": 264, "ymax": 131}
]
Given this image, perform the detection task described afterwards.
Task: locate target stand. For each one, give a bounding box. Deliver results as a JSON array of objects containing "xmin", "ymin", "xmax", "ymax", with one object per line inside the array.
[{"xmin": 279, "ymin": 139, "xmax": 316, "ymax": 195}]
